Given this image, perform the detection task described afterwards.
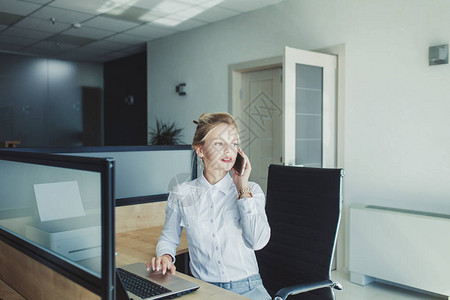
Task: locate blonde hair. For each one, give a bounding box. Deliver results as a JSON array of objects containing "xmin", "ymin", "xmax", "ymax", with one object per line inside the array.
[{"xmin": 192, "ymin": 112, "xmax": 238, "ymax": 150}]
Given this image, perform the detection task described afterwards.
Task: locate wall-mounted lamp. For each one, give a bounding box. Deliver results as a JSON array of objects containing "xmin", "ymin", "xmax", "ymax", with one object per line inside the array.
[
  {"xmin": 176, "ymin": 83, "xmax": 186, "ymax": 96},
  {"xmin": 429, "ymin": 44, "xmax": 448, "ymax": 66},
  {"xmin": 124, "ymin": 95, "xmax": 134, "ymax": 105}
]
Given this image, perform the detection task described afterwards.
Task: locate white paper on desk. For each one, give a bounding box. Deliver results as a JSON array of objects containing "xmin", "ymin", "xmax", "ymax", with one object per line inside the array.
[{"xmin": 34, "ymin": 181, "xmax": 85, "ymax": 222}]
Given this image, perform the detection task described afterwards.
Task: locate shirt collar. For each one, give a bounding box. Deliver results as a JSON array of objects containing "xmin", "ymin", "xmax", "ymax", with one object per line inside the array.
[{"xmin": 199, "ymin": 172, "xmax": 233, "ymax": 195}]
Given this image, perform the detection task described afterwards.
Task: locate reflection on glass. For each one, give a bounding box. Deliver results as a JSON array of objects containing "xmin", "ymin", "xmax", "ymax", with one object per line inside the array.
[{"xmin": 0, "ymin": 159, "xmax": 102, "ymax": 276}]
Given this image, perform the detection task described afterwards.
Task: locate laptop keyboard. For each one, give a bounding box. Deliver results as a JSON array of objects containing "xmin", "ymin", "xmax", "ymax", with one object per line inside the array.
[{"xmin": 117, "ymin": 267, "xmax": 172, "ymax": 299}]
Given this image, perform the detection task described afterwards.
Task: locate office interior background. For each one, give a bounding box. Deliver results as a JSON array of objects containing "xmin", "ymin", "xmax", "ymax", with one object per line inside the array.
[{"xmin": 1, "ymin": 0, "xmax": 450, "ymax": 299}]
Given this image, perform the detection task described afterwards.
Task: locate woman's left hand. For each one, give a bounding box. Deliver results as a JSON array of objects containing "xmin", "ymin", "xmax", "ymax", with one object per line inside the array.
[{"xmin": 232, "ymin": 148, "xmax": 252, "ymax": 191}]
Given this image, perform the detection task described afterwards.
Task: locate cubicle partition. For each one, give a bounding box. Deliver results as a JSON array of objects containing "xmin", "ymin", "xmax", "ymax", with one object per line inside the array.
[
  {"xmin": 10, "ymin": 145, "xmax": 196, "ymax": 206},
  {"xmin": 0, "ymin": 146, "xmax": 196, "ymax": 299},
  {"xmin": 0, "ymin": 150, "xmax": 115, "ymax": 299}
]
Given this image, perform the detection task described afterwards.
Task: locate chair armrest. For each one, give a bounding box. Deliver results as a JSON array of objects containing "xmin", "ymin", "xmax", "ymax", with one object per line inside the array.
[{"xmin": 274, "ymin": 279, "xmax": 343, "ymax": 300}]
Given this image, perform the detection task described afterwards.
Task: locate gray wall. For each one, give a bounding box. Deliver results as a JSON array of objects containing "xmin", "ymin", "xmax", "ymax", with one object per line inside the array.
[{"xmin": 0, "ymin": 53, "xmax": 103, "ymax": 147}]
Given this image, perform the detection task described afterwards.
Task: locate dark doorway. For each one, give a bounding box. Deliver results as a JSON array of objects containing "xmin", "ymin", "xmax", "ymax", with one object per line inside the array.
[
  {"xmin": 82, "ymin": 86, "xmax": 102, "ymax": 146},
  {"xmin": 104, "ymin": 51, "xmax": 147, "ymax": 145}
]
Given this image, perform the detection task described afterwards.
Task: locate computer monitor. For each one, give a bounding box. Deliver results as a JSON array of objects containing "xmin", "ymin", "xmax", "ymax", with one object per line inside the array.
[{"xmin": 0, "ymin": 150, "xmax": 115, "ymax": 299}]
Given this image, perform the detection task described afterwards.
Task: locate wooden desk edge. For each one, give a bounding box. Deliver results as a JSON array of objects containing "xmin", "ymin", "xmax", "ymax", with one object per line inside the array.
[{"xmin": 0, "ymin": 278, "xmax": 26, "ymax": 300}]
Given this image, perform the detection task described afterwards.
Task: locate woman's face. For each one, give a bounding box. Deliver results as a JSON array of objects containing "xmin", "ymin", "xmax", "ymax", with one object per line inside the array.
[{"xmin": 197, "ymin": 123, "xmax": 239, "ymax": 173}]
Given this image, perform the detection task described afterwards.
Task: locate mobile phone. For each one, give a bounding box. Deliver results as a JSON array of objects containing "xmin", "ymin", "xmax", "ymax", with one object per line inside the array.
[{"xmin": 233, "ymin": 152, "xmax": 247, "ymax": 176}]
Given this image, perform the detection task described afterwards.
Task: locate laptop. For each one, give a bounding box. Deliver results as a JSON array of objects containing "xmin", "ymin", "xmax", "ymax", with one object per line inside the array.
[{"xmin": 116, "ymin": 262, "xmax": 199, "ymax": 300}]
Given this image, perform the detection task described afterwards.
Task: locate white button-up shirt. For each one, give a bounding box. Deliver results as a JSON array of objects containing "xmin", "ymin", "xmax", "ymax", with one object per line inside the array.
[{"xmin": 156, "ymin": 173, "xmax": 271, "ymax": 282}]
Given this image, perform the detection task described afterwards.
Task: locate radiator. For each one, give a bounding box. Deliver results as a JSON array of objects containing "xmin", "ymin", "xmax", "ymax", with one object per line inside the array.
[{"xmin": 349, "ymin": 204, "xmax": 450, "ymax": 299}]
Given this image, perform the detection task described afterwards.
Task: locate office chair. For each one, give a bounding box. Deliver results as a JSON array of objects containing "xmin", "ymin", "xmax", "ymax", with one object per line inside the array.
[{"xmin": 257, "ymin": 164, "xmax": 344, "ymax": 300}]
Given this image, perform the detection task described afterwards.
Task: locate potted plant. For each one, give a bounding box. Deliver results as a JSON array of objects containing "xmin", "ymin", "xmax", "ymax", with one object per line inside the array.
[{"xmin": 149, "ymin": 119, "xmax": 183, "ymax": 145}]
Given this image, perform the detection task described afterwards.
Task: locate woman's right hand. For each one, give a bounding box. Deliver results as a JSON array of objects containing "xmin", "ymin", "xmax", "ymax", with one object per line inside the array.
[{"xmin": 147, "ymin": 254, "xmax": 176, "ymax": 275}]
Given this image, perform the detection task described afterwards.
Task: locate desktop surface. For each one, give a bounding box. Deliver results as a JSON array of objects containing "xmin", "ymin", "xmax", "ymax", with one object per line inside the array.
[{"xmin": 116, "ymin": 226, "xmax": 249, "ymax": 299}]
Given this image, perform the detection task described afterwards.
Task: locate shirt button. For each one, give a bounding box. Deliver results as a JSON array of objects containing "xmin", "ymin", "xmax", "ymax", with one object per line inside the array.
[
  {"xmin": 218, "ymin": 261, "xmax": 221, "ymax": 264},
  {"xmin": 210, "ymin": 219, "xmax": 214, "ymax": 223},
  {"xmin": 215, "ymin": 246, "xmax": 219, "ymax": 250},
  {"xmin": 212, "ymin": 233, "xmax": 216, "ymax": 237}
]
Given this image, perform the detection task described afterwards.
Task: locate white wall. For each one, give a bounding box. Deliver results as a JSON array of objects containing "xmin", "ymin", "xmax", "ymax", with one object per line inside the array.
[{"xmin": 147, "ymin": 0, "xmax": 450, "ymax": 270}]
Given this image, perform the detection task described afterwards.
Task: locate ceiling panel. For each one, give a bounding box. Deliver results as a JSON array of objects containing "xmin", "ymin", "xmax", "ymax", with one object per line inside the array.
[
  {"xmin": 132, "ymin": 0, "xmax": 170, "ymax": 10},
  {"xmin": 0, "ymin": 34, "xmax": 36, "ymax": 46},
  {"xmin": 0, "ymin": 0, "xmax": 41, "ymax": 16},
  {"xmin": 82, "ymin": 16, "xmax": 140, "ymax": 32},
  {"xmin": 30, "ymin": 6, "xmax": 94, "ymax": 24},
  {"xmin": 64, "ymin": 26, "xmax": 115, "ymax": 39},
  {"xmin": 2, "ymin": 26, "xmax": 54, "ymax": 39},
  {"xmin": 45, "ymin": 34, "xmax": 96, "ymax": 46},
  {"xmin": 169, "ymin": 17, "xmax": 206, "ymax": 31},
  {"xmin": 21, "ymin": 0, "xmax": 53, "ymax": 4},
  {"xmin": 147, "ymin": 0, "xmax": 192, "ymax": 14},
  {"xmin": 49, "ymin": 0, "xmax": 118, "ymax": 15},
  {"xmin": 14, "ymin": 16, "xmax": 71, "ymax": 33},
  {"xmin": 85, "ymin": 39, "xmax": 129, "ymax": 51},
  {"xmin": 218, "ymin": 0, "xmax": 283, "ymax": 12},
  {"xmin": 177, "ymin": 0, "xmax": 220, "ymax": 4},
  {"xmin": 0, "ymin": 0, "xmax": 286, "ymax": 63},
  {"xmin": 25, "ymin": 40, "xmax": 78, "ymax": 54},
  {"xmin": 126, "ymin": 23, "xmax": 177, "ymax": 38},
  {"xmin": 0, "ymin": 12, "xmax": 24, "ymax": 25},
  {"xmin": 193, "ymin": 5, "xmax": 239, "ymax": 23},
  {"xmin": 105, "ymin": 32, "xmax": 149, "ymax": 45},
  {"xmin": 102, "ymin": 5, "xmax": 162, "ymax": 24}
]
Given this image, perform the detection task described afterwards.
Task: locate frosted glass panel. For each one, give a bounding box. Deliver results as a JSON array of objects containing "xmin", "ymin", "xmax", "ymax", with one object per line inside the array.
[
  {"xmin": 295, "ymin": 64, "xmax": 322, "ymax": 90},
  {"xmin": 295, "ymin": 63, "xmax": 323, "ymax": 166},
  {"xmin": 0, "ymin": 159, "xmax": 102, "ymax": 276},
  {"xmin": 296, "ymin": 89, "xmax": 322, "ymax": 114},
  {"xmin": 295, "ymin": 114, "xmax": 321, "ymax": 139},
  {"xmin": 296, "ymin": 140, "xmax": 322, "ymax": 167}
]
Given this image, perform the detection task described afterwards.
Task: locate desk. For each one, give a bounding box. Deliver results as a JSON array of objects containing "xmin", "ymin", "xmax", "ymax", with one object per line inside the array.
[
  {"xmin": 0, "ymin": 278, "xmax": 25, "ymax": 300},
  {"xmin": 116, "ymin": 226, "xmax": 249, "ymax": 299}
]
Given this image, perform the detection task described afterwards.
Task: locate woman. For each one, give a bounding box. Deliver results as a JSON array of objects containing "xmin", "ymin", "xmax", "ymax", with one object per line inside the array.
[{"xmin": 148, "ymin": 112, "xmax": 271, "ymax": 300}]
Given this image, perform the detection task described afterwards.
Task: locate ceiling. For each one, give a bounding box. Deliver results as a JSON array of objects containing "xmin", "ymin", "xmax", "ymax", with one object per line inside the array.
[{"xmin": 0, "ymin": 0, "xmax": 283, "ymax": 63}]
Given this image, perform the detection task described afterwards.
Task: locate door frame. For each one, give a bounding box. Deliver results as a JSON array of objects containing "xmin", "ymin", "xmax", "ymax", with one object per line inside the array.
[
  {"xmin": 229, "ymin": 45, "xmax": 346, "ymax": 271},
  {"xmin": 316, "ymin": 44, "xmax": 347, "ymax": 272},
  {"xmin": 229, "ymin": 56, "xmax": 283, "ymax": 116}
]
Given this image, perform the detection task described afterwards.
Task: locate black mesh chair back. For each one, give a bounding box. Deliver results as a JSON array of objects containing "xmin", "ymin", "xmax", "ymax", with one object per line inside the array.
[{"xmin": 257, "ymin": 164, "xmax": 343, "ymax": 300}]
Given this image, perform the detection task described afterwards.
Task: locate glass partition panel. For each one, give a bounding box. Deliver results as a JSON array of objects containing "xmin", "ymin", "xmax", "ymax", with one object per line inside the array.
[
  {"xmin": 67, "ymin": 149, "xmax": 194, "ymax": 199},
  {"xmin": 0, "ymin": 158, "xmax": 103, "ymax": 277}
]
